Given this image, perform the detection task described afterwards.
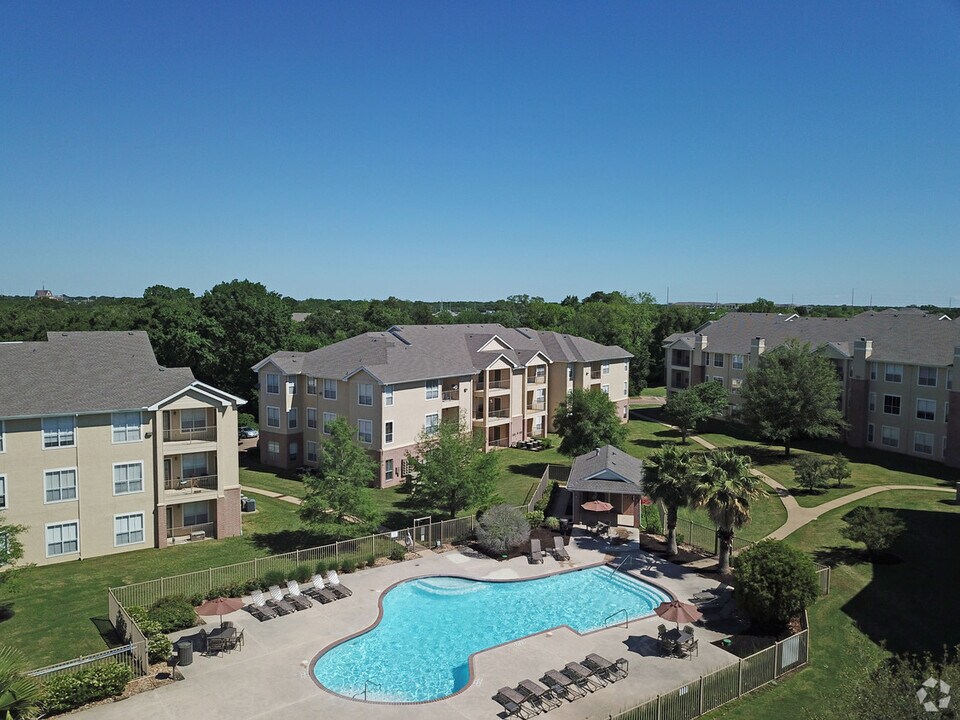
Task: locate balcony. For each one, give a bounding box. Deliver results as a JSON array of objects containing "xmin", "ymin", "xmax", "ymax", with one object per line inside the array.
[
  {"xmin": 526, "ymin": 402, "xmax": 546, "ymax": 412},
  {"xmin": 163, "ymin": 426, "xmax": 217, "ymax": 444},
  {"xmin": 167, "ymin": 521, "xmax": 216, "ymax": 542},
  {"xmin": 164, "ymin": 474, "xmax": 218, "ymax": 497},
  {"xmin": 487, "ymin": 437, "xmax": 510, "ymax": 448},
  {"xmin": 527, "ymin": 374, "xmax": 546, "ymax": 385},
  {"xmin": 590, "ymin": 369, "xmax": 602, "ymax": 380},
  {"xmin": 442, "ymin": 390, "xmax": 460, "ymax": 403},
  {"xmin": 488, "ymin": 408, "xmax": 509, "ymax": 419}
]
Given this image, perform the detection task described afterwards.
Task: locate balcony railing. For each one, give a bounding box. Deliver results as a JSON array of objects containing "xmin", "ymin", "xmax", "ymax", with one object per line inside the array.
[
  {"xmin": 164, "ymin": 475, "xmax": 218, "ymax": 493},
  {"xmin": 590, "ymin": 369, "xmax": 602, "ymax": 380},
  {"xmin": 487, "ymin": 437, "xmax": 510, "ymax": 448},
  {"xmin": 487, "ymin": 408, "xmax": 509, "ymax": 419},
  {"xmin": 526, "ymin": 402, "xmax": 546, "ymax": 412},
  {"xmin": 487, "ymin": 379, "xmax": 510, "ymax": 390},
  {"xmin": 164, "ymin": 426, "xmax": 217, "ymax": 443},
  {"xmin": 167, "ymin": 522, "xmax": 216, "ymax": 541},
  {"xmin": 442, "ymin": 390, "xmax": 459, "ymax": 402},
  {"xmin": 527, "ymin": 375, "xmax": 546, "ymax": 384}
]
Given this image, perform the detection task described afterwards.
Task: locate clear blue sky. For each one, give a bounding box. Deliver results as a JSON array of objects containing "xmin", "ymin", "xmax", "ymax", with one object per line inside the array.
[{"xmin": 2, "ymin": 1, "xmax": 958, "ymax": 305}]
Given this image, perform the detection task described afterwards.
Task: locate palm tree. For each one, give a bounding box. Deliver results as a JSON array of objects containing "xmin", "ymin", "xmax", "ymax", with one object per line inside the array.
[
  {"xmin": 0, "ymin": 645, "xmax": 42, "ymax": 719},
  {"xmin": 695, "ymin": 450, "xmax": 761, "ymax": 574},
  {"xmin": 647, "ymin": 443, "xmax": 696, "ymax": 556}
]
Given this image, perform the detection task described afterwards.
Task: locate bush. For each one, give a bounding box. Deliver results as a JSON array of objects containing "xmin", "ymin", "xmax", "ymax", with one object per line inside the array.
[
  {"xmin": 147, "ymin": 633, "xmax": 173, "ymax": 664},
  {"xmin": 641, "ymin": 503, "xmax": 662, "ymax": 534},
  {"xmin": 534, "ymin": 481, "xmax": 555, "ymax": 514},
  {"xmin": 339, "ymin": 558, "xmax": 355, "ymax": 574},
  {"xmin": 261, "ymin": 569, "xmax": 287, "ymax": 588},
  {"xmin": 355, "ymin": 559, "xmax": 365, "ymax": 571},
  {"xmin": 293, "ymin": 564, "xmax": 313, "ymax": 583},
  {"xmin": 43, "ymin": 663, "xmax": 134, "ymax": 714},
  {"xmin": 543, "ymin": 516, "xmax": 560, "ymax": 531},
  {"xmin": 365, "ymin": 554, "xmax": 376, "ymax": 567},
  {"xmin": 792, "ymin": 455, "xmax": 829, "ymax": 493},
  {"xmin": 315, "ymin": 560, "xmax": 327, "ymax": 575},
  {"xmin": 147, "ymin": 595, "xmax": 196, "ymax": 633},
  {"xmin": 525, "ymin": 510, "xmax": 544, "ymax": 527},
  {"xmin": 388, "ymin": 545, "xmax": 406, "ymax": 562},
  {"xmin": 123, "ymin": 606, "xmax": 174, "ymax": 663},
  {"xmin": 476, "ymin": 504, "xmax": 530, "ymax": 555},
  {"xmin": 734, "ymin": 539, "xmax": 819, "ymax": 633},
  {"xmin": 840, "ymin": 506, "xmax": 906, "ymax": 558},
  {"xmin": 237, "ymin": 411, "xmax": 259, "ymax": 430},
  {"xmin": 540, "ymin": 436, "xmax": 554, "ymax": 449}
]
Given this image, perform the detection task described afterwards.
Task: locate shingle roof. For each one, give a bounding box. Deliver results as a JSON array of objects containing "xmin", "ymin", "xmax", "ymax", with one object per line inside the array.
[
  {"xmin": 566, "ymin": 445, "xmax": 645, "ymax": 495},
  {"xmin": 663, "ymin": 311, "xmax": 960, "ymax": 366},
  {"xmin": 0, "ymin": 331, "xmax": 200, "ymax": 418}
]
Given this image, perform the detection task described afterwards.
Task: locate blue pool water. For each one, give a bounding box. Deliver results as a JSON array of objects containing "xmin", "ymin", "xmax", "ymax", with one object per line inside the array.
[{"xmin": 312, "ymin": 566, "xmax": 670, "ymax": 702}]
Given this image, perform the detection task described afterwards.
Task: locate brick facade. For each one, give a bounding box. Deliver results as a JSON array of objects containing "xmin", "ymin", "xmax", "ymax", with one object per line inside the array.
[{"xmin": 217, "ymin": 487, "xmax": 243, "ymax": 539}]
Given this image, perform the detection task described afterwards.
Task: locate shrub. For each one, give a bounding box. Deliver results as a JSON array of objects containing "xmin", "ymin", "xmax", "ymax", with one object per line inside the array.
[
  {"xmin": 147, "ymin": 633, "xmax": 173, "ymax": 664},
  {"xmin": 339, "ymin": 558, "xmax": 355, "ymax": 574},
  {"xmin": 792, "ymin": 455, "xmax": 829, "ymax": 493},
  {"xmin": 540, "ymin": 436, "xmax": 554, "ymax": 449},
  {"xmin": 543, "ymin": 516, "xmax": 560, "ymax": 531},
  {"xmin": 189, "ymin": 592, "xmax": 205, "ymax": 607},
  {"xmin": 365, "ymin": 554, "xmax": 376, "ymax": 567},
  {"xmin": 43, "ymin": 663, "xmax": 134, "ymax": 714},
  {"xmin": 840, "ymin": 506, "xmax": 906, "ymax": 558},
  {"xmin": 315, "ymin": 560, "xmax": 327, "ymax": 575},
  {"xmin": 147, "ymin": 595, "xmax": 196, "ymax": 633},
  {"xmin": 641, "ymin": 503, "xmax": 662, "ymax": 534},
  {"xmin": 122, "ymin": 606, "xmax": 174, "ymax": 663},
  {"xmin": 355, "ymin": 559, "xmax": 365, "ymax": 571},
  {"xmin": 244, "ymin": 578, "xmax": 262, "ymax": 593},
  {"xmin": 261, "ymin": 569, "xmax": 287, "ymax": 588},
  {"xmin": 534, "ymin": 481, "xmax": 555, "ymax": 513},
  {"xmin": 734, "ymin": 539, "xmax": 819, "ymax": 633},
  {"xmin": 388, "ymin": 544, "xmax": 406, "ymax": 562},
  {"xmin": 476, "ymin": 504, "xmax": 530, "ymax": 555},
  {"xmin": 293, "ymin": 564, "xmax": 313, "ymax": 583},
  {"xmin": 525, "ymin": 510, "xmax": 544, "ymax": 527}
]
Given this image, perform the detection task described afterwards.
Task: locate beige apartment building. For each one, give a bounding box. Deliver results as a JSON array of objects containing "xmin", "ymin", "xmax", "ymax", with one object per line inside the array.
[
  {"xmin": 0, "ymin": 331, "xmax": 245, "ymax": 566},
  {"xmin": 253, "ymin": 324, "xmax": 632, "ymax": 487},
  {"xmin": 663, "ymin": 309, "xmax": 960, "ymax": 467}
]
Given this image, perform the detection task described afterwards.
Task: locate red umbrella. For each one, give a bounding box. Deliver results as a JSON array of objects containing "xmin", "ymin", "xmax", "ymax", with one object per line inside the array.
[
  {"xmin": 654, "ymin": 600, "xmax": 703, "ymax": 628},
  {"xmin": 640, "ymin": 496, "xmax": 653, "ymax": 506},
  {"xmin": 581, "ymin": 500, "xmax": 614, "ymax": 512},
  {"xmin": 195, "ymin": 596, "xmax": 245, "ymax": 626}
]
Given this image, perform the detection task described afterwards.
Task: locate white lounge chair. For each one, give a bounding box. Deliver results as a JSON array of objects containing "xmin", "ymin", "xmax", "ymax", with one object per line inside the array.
[
  {"xmin": 285, "ymin": 580, "xmax": 314, "ymax": 610},
  {"xmin": 267, "ymin": 585, "xmax": 295, "ymax": 615},
  {"xmin": 326, "ymin": 570, "xmax": 352, "ymax": 598}
]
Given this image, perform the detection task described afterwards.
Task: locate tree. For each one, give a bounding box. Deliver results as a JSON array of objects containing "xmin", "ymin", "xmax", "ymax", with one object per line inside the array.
[
  {"xmin": 663, "ymin": 382, "xmax": 728, "ymax": 442},
  {"xmin": 695, "ymin": 450, "xmax": 762, "ymax": 573},
  {"xmin": 827, "ymin": 452, "xmax": 852, "ymax": 488},
  {"xmin": 792, "ymin": 455, "xmax": 830, "ymax": 494},
  {"xmin": 0, "ymin": 645, "xmax": 42, "ymax": 719},
  {"xmin": 554, "ymin": 388, "xmax": 627, "ymax": 457},
  {"xmin": 734, "ymin": 540, "xmax": 819, "ymax": 633},
  {"xmin": 738, "ymin": 339, "xmax": 846, "ymax": 456},
  {"xmin": 405, "ymin": 420, "xmax": 498, "ymax": 519},
  {"xmin": 299, "ymin": 419, "xmax": 380, "ymax": 538},
  {"xmin": 647, "ymin": 444, "xmax": 697, "ymax": 555},
  {"xmin": 0, "ymin": 516, "xmax": 26, "ymax": 591},
  {"xmin": 840, "ymin": 506, "xmax": 906, "ymax": 559},
  {"xmin": 476, "ymin": 504, "xmax": 530, "ymax": 556}
]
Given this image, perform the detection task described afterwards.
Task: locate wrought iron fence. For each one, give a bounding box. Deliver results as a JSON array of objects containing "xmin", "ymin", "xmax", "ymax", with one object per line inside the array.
[{"xmin": 27, "ymin": 642, "xmax": 146, "ymax": 679}]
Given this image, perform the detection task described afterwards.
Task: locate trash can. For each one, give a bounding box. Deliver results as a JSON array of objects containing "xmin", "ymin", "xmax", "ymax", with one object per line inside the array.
[{"xmin": 177, "ymin": 639, "xmax": 193, "ymax": 667}]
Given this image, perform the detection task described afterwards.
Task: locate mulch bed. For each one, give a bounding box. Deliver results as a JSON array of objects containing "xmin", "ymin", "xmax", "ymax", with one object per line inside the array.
[
  {"xmin": 469, "ymin": 527, "xmax": 566, "ymax": 561},
  {"xmin": 711, "ymin": 616, "xmax": 803, "ymax": 658}
]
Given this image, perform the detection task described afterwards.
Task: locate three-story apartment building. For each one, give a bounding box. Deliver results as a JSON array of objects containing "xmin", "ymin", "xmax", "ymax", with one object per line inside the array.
[
  {"xmin": 254, "ymin": 324, "xmax": 632, "ymax": 486},
  {"xmin": 663, "ymin": 309, "xmax": 960, "ymax": 467},
  {"xmin": 0, "ymin": 331, "xmax": 245, "ymax": 566}
]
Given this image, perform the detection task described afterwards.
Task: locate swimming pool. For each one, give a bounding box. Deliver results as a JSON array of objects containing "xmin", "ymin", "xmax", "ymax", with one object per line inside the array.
[{"xmin": 311, "ymin": 565, "xmax": 670, "ymax": 703}]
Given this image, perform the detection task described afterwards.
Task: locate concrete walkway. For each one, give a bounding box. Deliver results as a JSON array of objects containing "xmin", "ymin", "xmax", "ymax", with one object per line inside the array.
[{"xmin": 241, "ymin": 485, "xmax": 302, "ymax": 506}]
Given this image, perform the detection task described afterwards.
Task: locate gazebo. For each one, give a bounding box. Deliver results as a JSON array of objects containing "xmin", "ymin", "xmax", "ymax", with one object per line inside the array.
[{"xmin": 567, "ymin": 445, "xmax": 646, "ymax": 528}]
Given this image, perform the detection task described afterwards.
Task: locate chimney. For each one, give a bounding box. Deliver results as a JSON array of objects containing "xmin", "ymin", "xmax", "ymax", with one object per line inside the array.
[
  {"xmin": 694, "ymin": 334, "xmax": 708, "ymax": 351},
  {"xmin": 852, "ymin": 337, "xmax": 873, "ymax": 380}
]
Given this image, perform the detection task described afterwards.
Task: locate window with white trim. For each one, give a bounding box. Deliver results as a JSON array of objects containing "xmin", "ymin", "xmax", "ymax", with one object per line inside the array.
[
  {"xmin": 869, "ymin": 363, "xmax": 877, "ymax": 380},
  {"xmin": 881, "ymin": 426, "xmax": 899, "ymax": 448},
  {"xmin": 113, "ymin": 462, "xmax": 143, "ymax": 495},
  {"xmin": 385, "ymin": 459, "xmax": 394, "ymax": 481},
  {"xmin": 623, "ymin": 381, "xmax": 628, "ymax": 397},
  {"xmin": 425, "ymin": 413, "xmax": 439, "ymax": 435},
  {"xmin": 42, "ymin": 416, "xmax": 76, "ymax": 448},
  {"xmin": 182, "ymin": 453, "xmax": 208, "ymax": 478},
  {"xmin": 623, "ymin": 360, "xmax": 629, "ymax": 372},
  {"xmin": 384, "ymin": 421, "xmax": 394, "ymax": 444},
  {"xmin": 358, "ymin": 419, "xmax": 373, "ymax": 444},
  {"xmin": 914, "ymin": 432, "xmax": 934, "ymax": 455},
  {"xmin": 46, "ymin": 521, "xmax": 78, "ymax": 557},
  {"xmin": 714, "ymin": 353, "xmax": 724, "ymax": 368},
  {"xmin": 0, "ymin": 475, "xmax": 6, "ymax": 509},
  {"xmin": 602, "ymin": 362, "xmax": 610, "ymax": 375},
  {"xmin": 289, "ymin": 442, "xmax": 298, "ymax": 462},
  {"xmin": 0, "ymin": 420, "xmax": 4, "ymax": 452},
  {"xmin": 601, "ymin": 384, "xmax": 609, "ymax": 395},
  {"xmin": 323, "ymin": 379, "xmax": 337, "ymax": 400},
  {"xmin": 884, "ymin": 364, "xmax": 903, "ymax": 383},
  {"xmin": 384, "ymin": 385, "xmax": 394, "ymax": 406},
  {"xmin": 867, "ymin": 423, "xmax": 874, "ymax": 443},
  {"xmin": 731, "ymin": 378, "xmax": 742, "ymax": 391},
  {"xmin": 713, "ymin": 376, "xmax": 724, "ymax": 386},
  {"xmin": 534, "ymin": 416, "xmax": 544, "ymax": 432},
  {"xmin": 868, "ymin": 393, "xmax": 876, "ymax": 412},
  {"xmin": 358, "ymin": 383, "xmax": 373, "ymax": 406},
  {"xmin": 732, "ymin": 354, "xmax": 744, "ymax": 370},
  {"xmin": 114, "ymin": 512, "xmax": 144, "ymax": 546},
  {"xmin": 307, "ymin": 377, "xmax": 317, "ymax": 395},
  {"xmin": 287, "ymin": 376, "xmax": 297, "ymax": 394},
  {"xmin": 567, "ymin": 364, "xmax": 574, "ymax": 382},
  {"xmin": 916, "ymin": 399, "xmax": 936, "ymax": 422},
  {"xmin": 180, "ymin": 408, "xmax": 206, "ymax": 431},
  {"xmin": 266, "ymin": 373, "xmax": 279, "ymax": 394},
  {"xmin": 918, "ymin": 366, "xmax": 937, "ymax": 387},
  {"xmin": 287, "ymin": 408, "xmax": 298, "ymax": 429},
  {"xmin": 182, "ymin": 501, "xmax": 209, "ymax": 526},
  {"xmin": 323, "ymin": 412, "xmax": 336, "ymax": 435},
  {"xmin": 703, "ymin": 352, "xmax": 710, "ymax": 366},
  {"xmin": 266, "ymin": 406, "xmax": 280, "ymax": 428},
  {"xmin": 883, "ymin": 395, "xmax": 901, "ymax": 415},
  {"xmin": 307, "ymin": 408, "xmax": 317, "ymax": 429},
  {"xmin": 111, "ymin": 412, "xmax": 141, "ymax": 443},
  {"xmin": 425, "ymin": 379, "xmax": 439, "ymax": 400},
  {"xmin": 44, "ymin": 469, "xmax": 77, "ymax": 503},
  {"xmin": 306, "ymin": 441, "xmax": 317, "ymax": 463},
  {"xmin": 267, "ymin": 440, "xmax": 280, "ymax": 461}
]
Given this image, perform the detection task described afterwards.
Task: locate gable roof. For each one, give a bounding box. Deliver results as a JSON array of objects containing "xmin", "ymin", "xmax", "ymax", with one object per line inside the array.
[{"xmin": 566, "ymin": 445, "xmax": 645, "ymax": 495}]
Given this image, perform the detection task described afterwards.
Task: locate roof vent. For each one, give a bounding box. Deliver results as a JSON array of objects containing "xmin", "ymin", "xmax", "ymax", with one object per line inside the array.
[{"xmin": 595, "ymin": 448, "xmax": 601, "ymax": 457}]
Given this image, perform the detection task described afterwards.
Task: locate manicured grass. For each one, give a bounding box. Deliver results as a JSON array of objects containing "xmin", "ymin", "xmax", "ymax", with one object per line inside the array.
[
  {"xmin": 639, "ymin": 385, "xmax": 667, "ymax": 397},
  {"xmin": 240, "ymin": 467, "xmax": 307, "ymax": 498},
  {"xmin": 676, "ymin": 487, "xmax": 787, "ymax": 543}
]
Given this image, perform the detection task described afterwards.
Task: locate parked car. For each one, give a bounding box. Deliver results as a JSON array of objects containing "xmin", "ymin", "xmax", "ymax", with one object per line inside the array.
[{"xmin": 239, "ymin": 426, "xmax": 259, "ymax": 439}]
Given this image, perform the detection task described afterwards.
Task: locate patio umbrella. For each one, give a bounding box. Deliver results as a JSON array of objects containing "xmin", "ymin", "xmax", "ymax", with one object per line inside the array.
[
  {"xmin": 581, "ymin": 500, "xmax": 614, "ymax": 512},
  {"xmin": 654, "ymin": 600, "xmax": 703, "ymax": 629},
  {"xmin": 195, "ymin": 596, "xmax": 245, "ymax": 626}
]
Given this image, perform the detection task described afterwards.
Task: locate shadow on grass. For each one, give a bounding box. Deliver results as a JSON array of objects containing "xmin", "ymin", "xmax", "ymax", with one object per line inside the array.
[
  {"xmin": 0, "ymin": 602, "xmax": 13, "ymax": 623},
  {"xmin": 249, "ymin": 528, "xmax": 340, "ymax": 554},
  {"xmin": 91, "ymin": 616, "xmax": 124, "ymax": 648},
  {"xmin": 506, "ymin": 462, "xmax": 547, "ymax": 479}
]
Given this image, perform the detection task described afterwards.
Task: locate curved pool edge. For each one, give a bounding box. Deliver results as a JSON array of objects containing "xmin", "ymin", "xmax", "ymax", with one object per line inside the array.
[{"xmin": 308, "ymin": 560, "xmax": 677, "ymax": 705}]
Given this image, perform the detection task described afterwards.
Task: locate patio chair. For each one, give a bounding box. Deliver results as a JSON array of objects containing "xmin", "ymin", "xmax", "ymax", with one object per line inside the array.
[
  {"xmin": 266, "ymin": 585, "xmax": 296, "ymax": 615},
  {"xmin": 583, "ymin": 654, "xmax": 628, "ymax": 682},
  {"xmin": 658, "ymin": 636, "xmax": 677, "ymax": 657},
  {"xmin": 326, "ymin": 570, "xmax": 353, "ymax": 598},
  {"xmin": 562, "ymin": 662, "xmax": 605, "ymax": 692},
  {"xmin": 552, "ymin": 535, "xmax": 570, "ymax": 561},
  {"xmin": 657, "ymin": 624, "xmax": 667, "ymax": 638},
  {"xmin": 285, "ymin": 580, "xmax": 314, "ymax": 610},
  {"xmin": 682, "ymin": 625, "xmax": 695, "ymax": 637},
  {"xmin": 493, "ymin": 688, "xmax": 537, "ymax": 718},
  {"xmin": 677, "ymin": 638, "xmax": 698, "ymax": 659},
  {"xmin": 517, "ymin": 679, "xmax": 563, "ymax": 710},
  {"xmin": 206, "ymin": 634, "xmax": 226, "ymax": 657},
  {"xmin": 245, "ymin": 590, "xmax": 278, "ymax": 621},
  {"xmin": 541, "ymin": 670, "xmax": 586, "ymax": 700},
  {"xmin": 529, "ymin": 538, "xmax": 544, "ymax": 564},
  {"xmin": 304, "ymin": 574, "xmax": 339, "ymax": 603}
]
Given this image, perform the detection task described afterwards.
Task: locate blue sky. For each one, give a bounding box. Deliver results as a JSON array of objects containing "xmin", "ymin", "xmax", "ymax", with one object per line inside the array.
[{"xmin": 1, "ymin": 1, "xmax": 958, "ymax": 305}]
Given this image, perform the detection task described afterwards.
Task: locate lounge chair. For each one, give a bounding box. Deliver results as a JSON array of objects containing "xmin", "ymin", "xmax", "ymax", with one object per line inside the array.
[
  {"xmin": 562, "ymin": 662, "xmax": 605, "ymax": 691},
  {"xmin": 541, "ymin": 670, "xmax": 586, "ymax": 700},
  {"xmin": 517, "ymin": 679, "xmax": 563, "ymax": 710},
  {"xmin": 245, "ymin": 590, "xmax": 278, "ymax": 621},
  {"xmin": 552, "ymin": 536, "xmax": 570, "ymax": 561},
  {"xmin": 583, "ymin": 654, "xmax": 628, "ymax": 682},
  {"xmin": 493, "ymin": 688, "xmax": 537, "ymax": 718},
  {"xmin": 304, "ymin": 575, "xmax": 339, "ymax": 603},
  {"xmin": 529, "ymin": 538, "xmax": 544, "ymax": 564},
  {"xmin": 267, "ymin": 585, "xmax": 296, "ymax": 615},
  {"xmin": 326, "ymin": 570, "xmax": 353, "ymax": 598},
  {"xmin": 285, "ymin": 580, "xmax": 314, "ymax": 610}
]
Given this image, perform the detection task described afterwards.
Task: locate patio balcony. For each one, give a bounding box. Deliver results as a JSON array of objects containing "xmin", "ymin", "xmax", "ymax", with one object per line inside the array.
[
  {"xmin": 590, "ymin": 368, "xmax": 602, "ymax": 380},
  {"xmin": 526, "ymin": 401, "xmax": 546, "ymax": 412},
  {"xmin": 441, "ymin": 389, "xmax": 460, "ymax": 404},
  {"xmin": 167, "ymin": 521, "xmax": 216, "ymax": 542},
  {"xmin": 526, "ymin": 373, "xmax": 546, "ymax": 385},
  {"xmin": 163, "ymin": 426, "xmax": 217, "ymax": 443},
  {"xmin": 164, "ymin": 474, "xmax": 218, "ymax": 497}
]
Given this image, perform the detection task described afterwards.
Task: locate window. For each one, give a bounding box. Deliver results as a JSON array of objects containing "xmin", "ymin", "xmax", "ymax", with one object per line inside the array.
[
  {"xmin": 385, "ymin": 459, "xmax": 394, "ymax": 482},
  {"xmin": 949, "ymin": 369, "xmax": 954, "ymax": 390},
  {"xmin": 918, "ymin": 366, "xmax": 937, "ymax": 387},
  {"xmin": 182, "ymin": 501, "xmax": 209, "ymax": 526},
  {"xmin": 323, "ymin": 379, "xmax": 337, "ymax": 400},
  {"xmin": 883, "ymin": 395, "xmax": 901, "ymax": 415},
  {"xmin": 624, "ymin": 360, "xmax": 629, "ymax": 372},
  {"xmin": 180, "ymin": 408, "xmax": 206, "ymax": 430},
  {"xmin": 946, "ymin": 401, "xmax": 950, "ymax": 423},
  {"xmin": 881, "ymin": 426, "xmax": 900, "ymax": 448},
  {"xmin": 623, "ymin": 381, "xmax": 628, "ymax": 397},
  {"xmin": 869, "ymin": 363, "xmax": 877, "ymax": 381},
  {"xmin": 713, "ymin": 377, "xmax": 724, "ymax": 386},
  {"xmin": 868, "ymin": 393, "xmax": 876, "ymax": 412},
  {"xmin": 425, "ymin": 379, "xmax": 439, "ymax": 400},
  {"xmin": 46, "ymin": 521, "xmax": 78, "ymax": 557},
  {"xmin": 358, "ymin": 420, "xmax": 373, "ymax": 444},
  {"xmin": 567, "ymin": 364, "xmax": 574, "ymax": 382},
  {"xmin": 289, "ymin": 442, "xmax": 298, "ymax": 462},
  {"xmin": 111, "ymin": 412, "xmax": 141, "ymax": 443},
  {"xmin": 0, "ymin": 475, "xmax": 6, "ymax": 509},
  {"xmin": 114, "ymin": 513, "xmax": 144, "ymax": 546},
  {"xmin": 384, "ymin": 385, "xmax": 394, "ymax": 406},
  {"xmin": 384, "ymin": 421, "xmax": 394, "ymax": 444},
  {"xmin": 266, "ymin": 406, "xmax": 280, "ymax": 428},
  {"xmin": 732, "ymin": 354, "xmax": 744, "ymax": 370},
  {"xmin": 703, "ymin": 352, "xmax": 710, "ymax": 366},
  {"xmin": 306, "ymin": 441, "xmax": 317, "ymax": 463},
  {"xmin": 44, "ymin": 469, "xmax": 77, "ymax": 503},
  {"xmin": 401, "ymin": 458, "xmax": 410, "ymax": 477},
  {"xmin": 0, "ymin": 420, "xmax": 4, "ymax": 452},
  {"xmin": 307, "ymin": 408, "xmax": 317, "ymax": 429},
  {"xmin": 913, "ymin": 432, "xmax": 934, "ymax": 455},
  {"xmin": 425, "ymin": 413, "xmax": 439, "ymax": 435},
  {"xmin": 602, "ymin": 362, "xmax": 610, "ymax": 375},
  {"xmin": 267, "ymin": 440, "xmax": 280, "ymax": 461},
  {"xmin": 182, "ymin": 453, "xmax": 207, "ymax": 478},
  {"xmin": 884, "ymin": 364, "xmax": 903, "ymax": 383},
  {"xmin": 714, "ymin": 353, "xmax": 724, "ymax": 368},
  {"xmin": 307, "ymin": 377, "xmax": 317, "ymax": 395},
  {"xmin": 266, "ymin": 373, "xmax": 280, "ymax": 394},
  {"xmin": 731, "ymin": 378, "xmax": 742, "ymax": 391},
  {"xmin": 323, "ymin": 412, "xmax": 336, "ymax": 434},
  {"xmin": 867, "ymin": 423, "xmax": 874, "ymax": 443},
  {"xmin": 42, "ymin": 416, "xmax": 76, "ymax": 448},
  {"xmin": 601, "ymin": 384, "xmax": 610, "ymax": 395},
  {"xmin": 113, "ymin": 462, "xmax": 143, "ymax": 495},
  {"xmin": 358, "ymin": 383, "xmax": 373, "ymax": 406},
  {"xmin": 287, "ymin": 377, "xmax": 297, "ymax": 395},
  {"xmin": 287, "ymin": 408, "xmax": 298, "ymax": 429},
  {"xmin": 916, "ymin": 399, "xmax": 936, "ymax": 421},
  {"xmin": 534, "ymin": 416, "xmax": 544, "ymax": 432}
]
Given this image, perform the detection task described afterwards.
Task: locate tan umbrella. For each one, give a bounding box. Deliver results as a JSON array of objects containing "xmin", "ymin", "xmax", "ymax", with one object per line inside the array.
[
  {"xmin": 581, "ymin": 500, "xmax": 614, "ymax": 512},
  {"xmin": 195, "ymin": 596, "xmax": 245, "ymax": 626},
  {"xmin": 654, "ymin": 600, "xmax": 703, "ymax": 629}
]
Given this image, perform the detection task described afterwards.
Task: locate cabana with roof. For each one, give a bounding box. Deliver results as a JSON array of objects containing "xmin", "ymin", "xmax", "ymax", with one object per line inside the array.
[{"xmin": 567, "ymin": 445, "xmax": 646, "ymax": 528}]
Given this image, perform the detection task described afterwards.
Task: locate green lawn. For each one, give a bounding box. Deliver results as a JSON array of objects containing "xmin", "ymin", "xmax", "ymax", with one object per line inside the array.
[
  {"xmin": 639, "ymin": 385, "xmax": 666, "ymax": 397},
  {"xmin": 240, "ymin": 467, "xmax": 307, "ymax": 498},
  {"xmin": 676, "ymin": 486, "xmax": 787, "ymax": 543}
]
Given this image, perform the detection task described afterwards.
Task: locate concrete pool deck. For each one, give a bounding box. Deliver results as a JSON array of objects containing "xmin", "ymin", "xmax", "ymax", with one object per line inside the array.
[{"xmin": 77, "ymin": 535, "xmax": 741, "ymax": 720}]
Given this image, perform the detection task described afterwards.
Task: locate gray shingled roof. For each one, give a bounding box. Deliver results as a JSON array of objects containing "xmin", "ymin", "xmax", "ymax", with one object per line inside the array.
[
  {"xmin": 663, "ymin": 311, "xmax": 960, "ymax": 366},
  {"xmin": 256, "ymin": 324, "xmax": 632, "ymax": 384},
  {"xmin": 566, "ymin": 445, "xmax": 645, "ymax": 495},
  {"xmin": 0, "ymin": 331, "xmax": 200, "ymax": 418}
]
